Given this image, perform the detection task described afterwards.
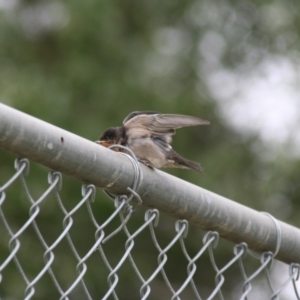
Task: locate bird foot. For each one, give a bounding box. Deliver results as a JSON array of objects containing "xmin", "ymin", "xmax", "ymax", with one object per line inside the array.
[{"xmin": 138, "ymin": 159, "xmax": 155, "ymax": 170}]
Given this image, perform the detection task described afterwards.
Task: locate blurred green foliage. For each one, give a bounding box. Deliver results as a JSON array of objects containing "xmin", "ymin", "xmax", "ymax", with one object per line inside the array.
[{"xmin": 1, "ymin": 0, "xmax": 300, "ymax": 299}]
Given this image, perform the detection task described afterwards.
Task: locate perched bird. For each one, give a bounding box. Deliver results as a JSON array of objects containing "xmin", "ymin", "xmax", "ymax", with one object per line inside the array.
[{"xmin": 97, "ymin": 111, "xmax": 210, "ymax": 172}]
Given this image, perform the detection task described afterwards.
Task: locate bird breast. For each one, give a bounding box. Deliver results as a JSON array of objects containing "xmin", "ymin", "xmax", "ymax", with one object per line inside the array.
[{"xmin": 126, "ymin": 128, "xmax": 167, "ymax": 168}]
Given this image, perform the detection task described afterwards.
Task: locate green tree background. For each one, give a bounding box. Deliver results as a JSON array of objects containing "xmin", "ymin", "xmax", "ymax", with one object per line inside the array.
[{"xmin": 1, "ymin": 0, "xmax": 300, "ymax": 299}]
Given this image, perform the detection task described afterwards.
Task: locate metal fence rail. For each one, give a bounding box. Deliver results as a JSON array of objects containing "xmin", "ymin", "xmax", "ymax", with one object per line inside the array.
[{"xmin": 0, "ymin": 103, "xmax": 300, "ymax": 299}]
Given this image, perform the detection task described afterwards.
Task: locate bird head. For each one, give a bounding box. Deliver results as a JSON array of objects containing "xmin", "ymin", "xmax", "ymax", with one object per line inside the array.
[{"xmin": 96, "ymin": 127, "xmax": 122, "ymax": 148}]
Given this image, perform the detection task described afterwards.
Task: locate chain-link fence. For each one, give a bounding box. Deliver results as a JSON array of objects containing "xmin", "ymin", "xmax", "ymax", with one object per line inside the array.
[{"xmin": 1, "ymin": 103, "xmax": 300, "ymax": 300}]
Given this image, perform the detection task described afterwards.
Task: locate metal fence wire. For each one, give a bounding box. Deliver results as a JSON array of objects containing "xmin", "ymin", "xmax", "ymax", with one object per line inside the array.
[{"xmin": 0, "ymin": 104, "xmax": 300, "ymax": 300}]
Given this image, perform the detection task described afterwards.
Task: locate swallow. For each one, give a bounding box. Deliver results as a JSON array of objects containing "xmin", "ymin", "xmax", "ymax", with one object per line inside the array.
[{"xmin": 97, "ymin": 111, "xmax": 210, "ymax": 172}]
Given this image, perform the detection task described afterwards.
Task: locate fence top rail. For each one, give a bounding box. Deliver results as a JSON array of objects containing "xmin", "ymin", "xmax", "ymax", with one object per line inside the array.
[{"xmin": 0, "ymin": 102, "xmax": 299, "ymax": 264}]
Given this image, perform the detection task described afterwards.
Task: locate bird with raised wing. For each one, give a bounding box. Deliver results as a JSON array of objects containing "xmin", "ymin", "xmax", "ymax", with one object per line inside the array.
[{"xmin": 97, "ymin": 111, "xmax": 210, "ymax": 172}]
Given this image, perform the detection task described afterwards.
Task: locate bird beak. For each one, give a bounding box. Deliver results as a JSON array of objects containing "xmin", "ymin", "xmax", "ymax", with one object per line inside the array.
[
  {"xmin": 96, "ymin": 140, "xmax": 123, "ymax": 152},
  {"xmin": 96, "ymin": 140, "xmax": 112, "ymax": 148}
]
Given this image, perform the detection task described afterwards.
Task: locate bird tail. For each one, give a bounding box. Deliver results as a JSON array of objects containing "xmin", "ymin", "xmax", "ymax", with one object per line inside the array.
[{"xmin": 167, "ymin": 151, "xmax": 203, "ymax": 173}]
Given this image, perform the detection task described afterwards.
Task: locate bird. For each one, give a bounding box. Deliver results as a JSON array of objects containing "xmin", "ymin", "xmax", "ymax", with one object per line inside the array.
[{"xmin": 96, "ymin": 111, "xmax": 210, "ymax": 172}]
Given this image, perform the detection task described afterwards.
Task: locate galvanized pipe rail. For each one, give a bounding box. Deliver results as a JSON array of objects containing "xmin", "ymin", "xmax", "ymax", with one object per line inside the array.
[{"xmin": 0, "ymin": 102, "xmax": 299, "ymax": 264}]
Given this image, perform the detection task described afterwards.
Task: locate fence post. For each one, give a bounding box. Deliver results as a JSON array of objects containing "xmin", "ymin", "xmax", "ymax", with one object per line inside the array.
[{"xmin": 0, "ymin": 102, "xmax": 300, "ymax": 264}]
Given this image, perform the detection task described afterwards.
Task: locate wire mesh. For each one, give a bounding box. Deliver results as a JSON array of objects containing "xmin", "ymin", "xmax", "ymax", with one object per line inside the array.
[{"xmin": 0, "ymin": 154, "xmax": 300, "ymax": 300}]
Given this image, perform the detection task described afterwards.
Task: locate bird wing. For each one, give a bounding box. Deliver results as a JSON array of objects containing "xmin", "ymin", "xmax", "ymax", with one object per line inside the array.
[
  {"xmin": 123, "ymin": 111, "xmax": 159, "ymax": 124},
  {"xmin": 123, "ymin": 112, "xmax": 210, "ymax": 135}
]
